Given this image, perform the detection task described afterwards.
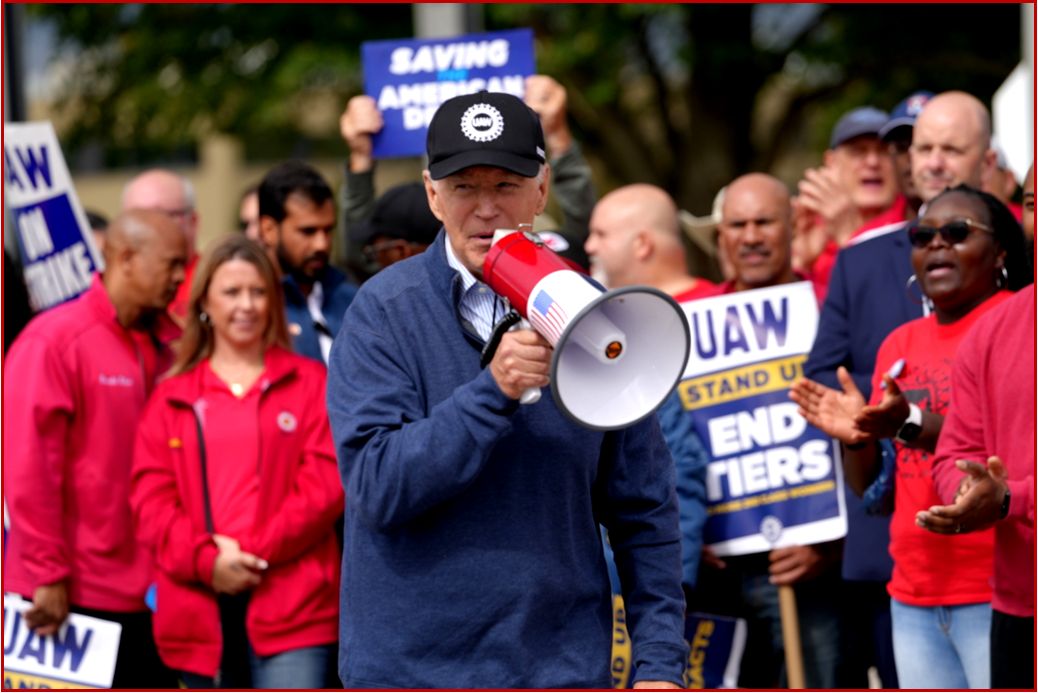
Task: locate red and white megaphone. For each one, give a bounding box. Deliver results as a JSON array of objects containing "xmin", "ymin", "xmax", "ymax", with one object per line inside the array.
[{"xmin": 483, "ymin": 227, "xmax": 690, "ymax": 431}]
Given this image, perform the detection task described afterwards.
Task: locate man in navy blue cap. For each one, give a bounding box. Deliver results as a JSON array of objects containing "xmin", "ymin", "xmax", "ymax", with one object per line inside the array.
[
  {"xmin": 869, "ymin": 91, "xmax": 936, "ymax": 233},
  {"xmin": 793, "ymin": 106, "xmax": 897, "ymax": 297},
  {"xmin": 327, "ymin": 90, "xmax": 689, "ymax": 689}
]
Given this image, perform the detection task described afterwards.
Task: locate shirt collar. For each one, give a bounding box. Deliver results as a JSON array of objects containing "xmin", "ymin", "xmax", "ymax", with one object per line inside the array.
[{"xmin": 444, "ymin": 234, "xmax": 480, "ymax": 295}]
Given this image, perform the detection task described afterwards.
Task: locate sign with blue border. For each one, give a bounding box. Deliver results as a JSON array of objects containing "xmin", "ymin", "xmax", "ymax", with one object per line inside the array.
[
  {"xmin": 4, "ymin": 122, "xmax": 103, "ymax": 312},
  {"xmin": 362, "ymin": 28, "xmax": 536, "ymax": 159},
  {"xmin": 3, "ymin": 594, "xmax": 121, "ymax": 689},
  {"xmin": 676, "ymin": 283, "xmax": 846, "ymax": 556}
]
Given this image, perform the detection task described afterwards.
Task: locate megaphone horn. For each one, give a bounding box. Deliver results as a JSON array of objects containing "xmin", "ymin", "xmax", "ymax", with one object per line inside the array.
[{"xmin": 483, "ymin": 228, "xmax": 691, "ymax": 431}]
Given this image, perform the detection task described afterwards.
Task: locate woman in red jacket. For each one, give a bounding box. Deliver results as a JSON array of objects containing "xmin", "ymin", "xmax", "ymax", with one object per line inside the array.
[
  {"xmin": 131, "ymin": 234, "xmax": 343, "ymax": 688},
  {"xmin": 790, "ymin": 185, "xmax": 1031, "ymax": 689}
]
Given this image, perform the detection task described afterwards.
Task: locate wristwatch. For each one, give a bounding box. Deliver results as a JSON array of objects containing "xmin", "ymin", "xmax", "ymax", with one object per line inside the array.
[
  {"xmin": 895, "ymin": 403, "xmax": 923, "ymax": 443},
  {"xmin": 1000, "ymin": 487, "xmax": 1011, "ymax": 519}
]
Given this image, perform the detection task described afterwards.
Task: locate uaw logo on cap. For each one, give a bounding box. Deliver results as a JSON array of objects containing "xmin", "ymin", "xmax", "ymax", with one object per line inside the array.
[
  {"xmin": 460, "ymin": 103, "xmax": 504, "ymax": 142},
  {"xmin": 906, "ymin": 94, "xmax": 930, "ymax": 116}
]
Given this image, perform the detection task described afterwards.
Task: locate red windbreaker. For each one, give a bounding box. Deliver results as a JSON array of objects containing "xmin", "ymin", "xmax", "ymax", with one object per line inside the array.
[
  {"xmin": 130, "ymin": 346, "xmax": 343, "ymax": 676},
  {"xmin": 3, "ymin": 275, "xmax": 179, "ymax": 612}
]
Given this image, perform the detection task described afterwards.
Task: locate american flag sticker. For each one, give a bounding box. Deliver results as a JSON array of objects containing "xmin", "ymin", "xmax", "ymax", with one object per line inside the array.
[{"xmin": 530, "ymin": 289, "xmax": 568, "ymax": 345}]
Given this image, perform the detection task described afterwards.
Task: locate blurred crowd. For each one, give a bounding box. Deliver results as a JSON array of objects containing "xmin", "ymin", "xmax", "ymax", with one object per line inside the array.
[{"xmin": 4, "ymin": 71, "xmax": 1033, "ymax": 690}]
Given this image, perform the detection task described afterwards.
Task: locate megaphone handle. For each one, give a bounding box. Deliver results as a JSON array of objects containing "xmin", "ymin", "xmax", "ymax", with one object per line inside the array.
[{"xmin": 517, "ymin": 317, "xmax": 542, "ymax": 405}]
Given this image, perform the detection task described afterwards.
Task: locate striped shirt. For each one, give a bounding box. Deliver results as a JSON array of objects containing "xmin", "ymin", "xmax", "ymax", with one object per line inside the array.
[{"xmin": 445, "ymin": 235, "xmax": 503, "ymax": 342}]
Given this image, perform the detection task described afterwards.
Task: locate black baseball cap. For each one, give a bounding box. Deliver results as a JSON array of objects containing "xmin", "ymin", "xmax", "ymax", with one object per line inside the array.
[
  {"xmin": 427, "ymin": 91, "xmax": 546, "ymax": 180},
  {"xmin": 349, "ymin": 182, "xmax": 442, "ymax": 245}
]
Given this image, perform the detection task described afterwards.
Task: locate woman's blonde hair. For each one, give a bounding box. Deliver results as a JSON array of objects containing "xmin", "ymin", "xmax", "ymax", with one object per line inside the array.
[{"xmin": 169, "ymin": 234, "xmax": 291, "ymax": 376}]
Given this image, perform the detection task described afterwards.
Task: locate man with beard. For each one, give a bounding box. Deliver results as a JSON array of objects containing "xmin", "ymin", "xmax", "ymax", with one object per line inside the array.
[{"xmin": 259, "ymin": 162, "xmax": 358, "ymax": 363}]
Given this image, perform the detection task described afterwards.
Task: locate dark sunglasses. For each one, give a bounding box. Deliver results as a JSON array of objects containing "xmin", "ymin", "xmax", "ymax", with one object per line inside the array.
[{"xmin": 908, "ymin": 219, "xmax": 992, "ymax": 248}]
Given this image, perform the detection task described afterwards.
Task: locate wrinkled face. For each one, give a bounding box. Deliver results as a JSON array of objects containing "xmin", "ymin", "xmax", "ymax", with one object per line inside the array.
[
  {"xmin": 128, "ymin": 224, "xmax": 188, "ymax": 312},
  {"xmin": 829, "ymin": 135, "xmax": 897, "ymax": 212},
  {"xmin": 911, "ymin": 109, "xmax": 987, "ymax": 203},
  {"xmin": 270, "ymin": 193, "xmax": 336, "ymax": 285},
  {"xmin": 719, "ymin": 186, "xmax": 793, "ymax": 290},
  {"xmin": 203, "ymin": 258, "xmax": 270, "ymax": 352},
  {"xmin": 585, "ymin": 205, "xmax": 636, "ymax": 289},
  {"xmin": 911, "ymin": 191, "xmax": 1003, "ymax": 315},
  {"xmin": 1023, "ymin": 167, "xmax": 1034, "ymax": 241},
  {"xmin": 425, "ymin": 166, "xmax": 549, "ymax": 280},
  {"xmin": 239, "ymin": 192, "xmax": 262, "ymax": 243}
]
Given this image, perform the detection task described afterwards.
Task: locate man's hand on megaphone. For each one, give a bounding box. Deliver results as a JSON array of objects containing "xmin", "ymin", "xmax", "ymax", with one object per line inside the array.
[{"xmin": 490, "ymin": 330, "xmax": 552, "ymax": 400}]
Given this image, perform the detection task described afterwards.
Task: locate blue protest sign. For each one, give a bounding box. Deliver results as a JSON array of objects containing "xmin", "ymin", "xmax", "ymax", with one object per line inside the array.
[
  {"xmin": 676, "ymin": 283, "xmax": 847, "ymax": 556},
  {"xmin": 4, "ymin": 122, "xmax": 103, "ymax": 312},
  {"xmin": 362, "ymin": 28, "xmax": 536, "ymax": 159}
]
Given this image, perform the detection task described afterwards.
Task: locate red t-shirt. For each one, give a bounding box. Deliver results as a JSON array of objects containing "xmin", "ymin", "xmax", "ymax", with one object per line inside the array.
[
  {"xmin": 201, "ymin": 361, "xmax": 262, "ymax": 539},
  {"xmin": 869, "ymin": 290, "xmax": 1011, "ymax": 607},
  {"xmin": 672, "ymin": 278, "xmax": 716, "ymax": 303}
]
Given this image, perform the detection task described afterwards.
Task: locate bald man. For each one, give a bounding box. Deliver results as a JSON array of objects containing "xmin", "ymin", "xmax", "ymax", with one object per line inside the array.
[
  {"xmin": 802, "ymin": 91, "xmax": 1001, "ymax": 689},
  {"xmin": 4, "ymin": 210, "xmax": 185, "ymax": 689},
  {"xmin": 669, "ymin": 173, "xmax": 843, "ymax": 689},
  {"xmin": 586, "ymin": 184, "xmax": 714, "ymax": 299},
  {"xmin": 122, "ymin": 169, "xmax": 200, "ymax": 322}
]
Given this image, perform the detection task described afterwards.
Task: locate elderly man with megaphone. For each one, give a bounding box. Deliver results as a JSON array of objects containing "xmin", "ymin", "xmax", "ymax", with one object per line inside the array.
[{"xmin": 327, "ymin": 90, "xmax": 689, "ymax": 689}]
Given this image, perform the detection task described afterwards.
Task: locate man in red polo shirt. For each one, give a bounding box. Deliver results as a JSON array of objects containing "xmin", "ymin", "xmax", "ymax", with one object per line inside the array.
[{"xmin": 793, "ymin": 106, "xmax": 897, "ymax": 297}]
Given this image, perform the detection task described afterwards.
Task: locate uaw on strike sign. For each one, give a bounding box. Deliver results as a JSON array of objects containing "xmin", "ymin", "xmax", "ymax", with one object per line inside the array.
[
  {"xmin": 362, "ymin": 29, "xmax": 535, "ymax": 159},
  {"xmin": 4, "ymin": 122, "xmax": 103, "ymax": 312},
  {"xmin": 676, "ymin": 282, "xmax": 846, "ymax": 556}
]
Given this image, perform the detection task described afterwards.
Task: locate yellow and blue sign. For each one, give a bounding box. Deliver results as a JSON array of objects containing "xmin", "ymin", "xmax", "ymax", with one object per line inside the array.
[
  {"xmin": 612, "ymin": 597, "xmax": 747, "ymax": 690},
  {"xmin": 361, "ymin": 29, "xmax": 535, "ymax": 159},
  {"xmin": 678, "ymin": 283, "xmax": 847, "ymax": 556}
]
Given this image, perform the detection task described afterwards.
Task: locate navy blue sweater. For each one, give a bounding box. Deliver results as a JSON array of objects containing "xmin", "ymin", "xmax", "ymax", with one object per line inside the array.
[{"xmin": 327, "ymin": 232, "xmax": 688, "ymax": 688}]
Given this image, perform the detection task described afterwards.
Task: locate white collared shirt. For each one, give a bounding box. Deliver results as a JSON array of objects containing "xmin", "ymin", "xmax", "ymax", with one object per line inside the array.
[
  {"xmin": 306, "ymin": 280, "xmax": 334, "ymax": 364},
  {"xmin": 445, "ymin": 235, "xmax": 503, "ymax": 342}
]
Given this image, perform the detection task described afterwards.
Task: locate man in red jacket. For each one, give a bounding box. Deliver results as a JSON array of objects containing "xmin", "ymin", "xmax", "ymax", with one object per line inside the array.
[{"xmin": 3, "ymin": 210, "xmax": 186, "ymax": 688}]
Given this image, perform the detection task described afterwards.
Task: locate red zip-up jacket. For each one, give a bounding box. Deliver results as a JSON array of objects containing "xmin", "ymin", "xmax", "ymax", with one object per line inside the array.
[
  {"xmin": 130, "ymin": 346, "xmax": 343, "ymax": 676},
  {"xmin": 3, "ymin": 275, "xmax": 178, "ymax": 612}
]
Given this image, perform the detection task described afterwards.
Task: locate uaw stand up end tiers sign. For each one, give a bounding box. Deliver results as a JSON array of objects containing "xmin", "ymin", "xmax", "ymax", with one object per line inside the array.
[{"xmin": 677, "ymin": 282, "xmax": 847, "ymax": 556}]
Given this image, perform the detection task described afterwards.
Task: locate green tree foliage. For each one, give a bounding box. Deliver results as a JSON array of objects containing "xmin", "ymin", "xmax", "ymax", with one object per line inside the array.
[
  {"xmin": 29, "ymin": 3, "xmax": 411, "ymax": 162},
  {"xmin": 487, "ymin": 3, "xmax": 1020, "ymax": 211},
  {"xmin": 32, "ymin": 4, "xmax": 1020, "ymax": 211}
]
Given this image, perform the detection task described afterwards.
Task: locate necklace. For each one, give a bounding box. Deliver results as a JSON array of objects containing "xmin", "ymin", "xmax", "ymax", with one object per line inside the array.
[{"xmin": 229, "ymin": 383, "xmax": 245, "ymax": 397}]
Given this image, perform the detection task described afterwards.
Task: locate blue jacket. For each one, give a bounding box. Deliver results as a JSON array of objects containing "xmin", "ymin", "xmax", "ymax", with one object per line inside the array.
[
  {"xmin": 657, "ymin": 390, "xmax": 708, "ymax": 591},
  {"xmin": 804, "ymin": 225, "xmax": 922, "ymax": 583},
  {"xmin": 282, "ymin": 266, "xmax": 358, "ymax": 363},
  {"xmin": 326, "ymin": 232, "xmax": 689, "ymax": 689}
]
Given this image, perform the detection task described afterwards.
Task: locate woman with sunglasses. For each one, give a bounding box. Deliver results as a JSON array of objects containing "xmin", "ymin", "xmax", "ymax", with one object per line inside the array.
[
  {"xmin": 130, "ymin": 235, "xmax": 344, "ymax": 688},
  {"xmin": 790, "ymin": 184, "xmax": 1031, "ymax": 689}
]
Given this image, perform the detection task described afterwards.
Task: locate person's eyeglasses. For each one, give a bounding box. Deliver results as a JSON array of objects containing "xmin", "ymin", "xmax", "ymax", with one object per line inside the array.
[
  {"xmin": 363, "ymin": 239, "xmax": 409, "ymax": 262},
  {"xmin": 908, "ymin": 219, "xmax": 992, "ymax": 248}
]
